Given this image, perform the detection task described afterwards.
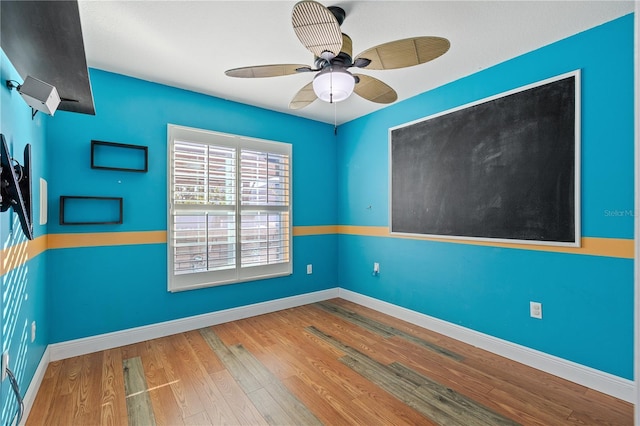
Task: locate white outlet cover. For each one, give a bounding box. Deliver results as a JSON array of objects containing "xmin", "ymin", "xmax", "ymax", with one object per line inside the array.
[
  {"xmin": 530, "ymin": 301, "xmax": 543, "ymax": 319},
  {"xmin": 306, "ymin": 264, "xmax": 312, "ymax": 274}
]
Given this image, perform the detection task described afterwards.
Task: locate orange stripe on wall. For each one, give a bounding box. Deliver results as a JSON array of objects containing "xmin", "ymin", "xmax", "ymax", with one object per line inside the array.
[
  {"xmin": 0, "ymin": 227, "xmax": 633, "ymax": 277},
  {"xmin": 47, "ymin": 231, "xmax": 167, "ymax": 249},
  {"xmin": 337, "ymin": 225, "xmax": 634, "ymax": 259},
  {"xmin": 338, "ymin": 225, "xmax": 390, "ymax": 237},
  {"xmin": 293, "ymin": 225, "xmax": 339, "ymax": 236},
  {"xmin": 0, "ymin": 234, "xmax": 48, "ymax": 276}
]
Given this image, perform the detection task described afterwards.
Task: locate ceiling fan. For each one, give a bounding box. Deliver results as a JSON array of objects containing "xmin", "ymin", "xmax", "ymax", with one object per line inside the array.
[{"xmin": 225, "ymin": 1, "xmax": 450, "ymax": 110}]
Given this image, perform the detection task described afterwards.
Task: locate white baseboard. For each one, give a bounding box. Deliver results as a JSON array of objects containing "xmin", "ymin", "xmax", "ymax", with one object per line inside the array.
[
  {"xmin": 49, "ymin": 288, "xmax": 339, "ymax": 362},
  {"xmin": 45, "ymin": 286, "xmax": 633, "ymax": 404},
  {"xmin": 338, "ymin": 288, "xmax": 635, "ymax": 403},
  {"xmin": 19, "ymin": 346, "xmax": 50, "ymax": 426}
]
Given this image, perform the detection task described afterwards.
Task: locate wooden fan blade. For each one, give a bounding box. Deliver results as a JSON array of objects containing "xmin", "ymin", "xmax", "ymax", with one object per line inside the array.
[
  {"xmin": 353, "ymin": 74, "xmax": 398, "ymax": 104},
  {"xmin": 292, "ymin": 1, "xmax": 342, "ymax": 58},
  {"xmin": 225, "ymin": 64, "xmax": 309, "ymax": 78},
  {"xmin": 289, "ymin": 82, "xmax": 317, "ymax": 109},
  {"xmin": 355, "ymin": 36, "xmax": 450, "ymax": 70}
]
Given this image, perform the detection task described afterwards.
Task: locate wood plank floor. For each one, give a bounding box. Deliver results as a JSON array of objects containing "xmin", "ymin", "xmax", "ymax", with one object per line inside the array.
[{"xmin": 27, "ymin": 299, "xmax": 633, "ymax": 425}]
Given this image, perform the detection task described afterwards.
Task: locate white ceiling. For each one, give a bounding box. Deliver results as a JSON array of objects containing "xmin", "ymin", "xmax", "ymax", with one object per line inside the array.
[{"xmin": 78, "ymin": 1, "xmax": 634, "ymax": 125}]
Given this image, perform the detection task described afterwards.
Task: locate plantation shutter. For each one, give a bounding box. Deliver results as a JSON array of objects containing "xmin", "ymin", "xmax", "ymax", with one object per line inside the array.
[
  {"xmin": 168, "ymin": 125, "xmax": 292, "ymax": 291},
  {"xmin": 240, "ymin": 149, "xmax": 290, "ymax": 269}
]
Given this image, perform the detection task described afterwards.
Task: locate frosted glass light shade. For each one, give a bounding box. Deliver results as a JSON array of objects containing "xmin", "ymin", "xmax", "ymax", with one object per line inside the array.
[{"xmin": 313, "ymin": 68, "xmax": 355, "ymax": 103}]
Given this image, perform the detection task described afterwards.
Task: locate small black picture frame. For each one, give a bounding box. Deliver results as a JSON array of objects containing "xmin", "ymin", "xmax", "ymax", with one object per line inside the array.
[
  {"xmin": 60, "ymin": 196, "xmax": 123, "ymax": 225},
  {"xmin": 91, "ymin": 140, "xmax": 148, "ymax": 172}
]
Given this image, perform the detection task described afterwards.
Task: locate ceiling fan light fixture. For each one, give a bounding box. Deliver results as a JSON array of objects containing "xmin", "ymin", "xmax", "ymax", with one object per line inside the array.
[{"xmin": 312, "ymin": 67, "xmax": 355, "ymax": 103}]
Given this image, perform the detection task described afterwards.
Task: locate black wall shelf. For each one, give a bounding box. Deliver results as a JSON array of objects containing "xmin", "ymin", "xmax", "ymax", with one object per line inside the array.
[
  {"xmin": 60, "ymin": 196, "xmax": 123, "ymax": 225},
  {"xmin": 91, "ymin": 140, "xmax": 148, "ymax": 172}
]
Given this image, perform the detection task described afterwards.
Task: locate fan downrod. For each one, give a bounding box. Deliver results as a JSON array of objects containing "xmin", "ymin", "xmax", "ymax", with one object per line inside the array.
[{"xmin": 327, "ymin": 6, "xmax": 346, "ymax": 26}]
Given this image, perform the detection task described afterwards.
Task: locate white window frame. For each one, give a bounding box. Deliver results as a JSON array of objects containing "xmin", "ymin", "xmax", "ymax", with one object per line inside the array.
[{"xmin": 167, "ymin": 124, "xmax": 292, "ymax": 292}]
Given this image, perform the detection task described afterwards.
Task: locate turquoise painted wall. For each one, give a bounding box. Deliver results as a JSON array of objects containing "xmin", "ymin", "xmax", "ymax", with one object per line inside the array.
[
  {"xmin": 0, "ymin": 50, "xmax": 49, "ymax": 424},
  {"xmin": 0, "ymin": 16, "xmax": 634, "ymax": 424},
  {"xmin": 336, "ymin": 15, "xmax": 635, "ymax": 379},
  {"xmin": 46, "ymin": 69, "xmax": 339, "ymax": 343}
]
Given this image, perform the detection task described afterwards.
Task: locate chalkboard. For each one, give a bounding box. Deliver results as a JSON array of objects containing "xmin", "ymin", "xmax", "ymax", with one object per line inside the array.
[{"xmin": 390, "ymin": 72, "xmax": 579, "ymax": 246}]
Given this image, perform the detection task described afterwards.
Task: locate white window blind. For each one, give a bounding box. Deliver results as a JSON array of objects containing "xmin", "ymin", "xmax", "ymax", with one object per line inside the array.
[{"xmin": 168, "ymin": 125, "xmax": 292, "ymax": 291}]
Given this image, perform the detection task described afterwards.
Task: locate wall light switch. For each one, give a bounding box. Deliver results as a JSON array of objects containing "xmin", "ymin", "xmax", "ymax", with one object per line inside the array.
[{"xmin": 306, "ymin": 264, "xmax": 312, "ymax": 274}]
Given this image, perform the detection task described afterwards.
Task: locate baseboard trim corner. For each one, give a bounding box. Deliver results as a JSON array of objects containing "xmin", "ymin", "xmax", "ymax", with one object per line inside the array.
[
  {"xmin": 49, "ymin": 288, "xmax": 339, "ymax": 362},
  {"xmin": 44, "ymin": 286, "xmax": 634, "ymax": 403},
  {"xmin": 19, "ymin": 346, "xmax": 50, "ymax": 425},
  {"xmin": 337, "ymin": 288, "xmax": 635, "ymax": 403}
]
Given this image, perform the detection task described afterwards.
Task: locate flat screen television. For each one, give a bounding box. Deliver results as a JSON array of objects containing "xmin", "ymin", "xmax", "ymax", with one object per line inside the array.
[{"xmin": 0, "ymin": 133, "xmax": 33, "ymax": 240}]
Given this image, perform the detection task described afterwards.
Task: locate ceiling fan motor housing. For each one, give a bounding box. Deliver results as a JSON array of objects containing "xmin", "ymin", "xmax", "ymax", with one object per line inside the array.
[{"xmin": 315, "ymin": 33, "xmax": 354, "ymax": 69}]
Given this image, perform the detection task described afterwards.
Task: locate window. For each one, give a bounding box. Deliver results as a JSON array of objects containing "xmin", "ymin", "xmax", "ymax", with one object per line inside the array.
[{"xmin": 168, "ymin": 125, "xmax": 292, "ymax": 291}]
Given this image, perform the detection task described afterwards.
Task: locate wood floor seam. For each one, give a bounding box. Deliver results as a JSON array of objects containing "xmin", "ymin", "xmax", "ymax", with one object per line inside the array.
[{"xmin": 314, "ymin": 300, "xmax": 464, "ymax": 361}]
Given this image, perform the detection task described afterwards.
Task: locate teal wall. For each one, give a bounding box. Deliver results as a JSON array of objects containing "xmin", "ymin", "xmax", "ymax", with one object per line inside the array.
[
  {"xmin": 46, "ymin": 69, "xmax": 339, "ymax": 343},
  {"xmin": 336, "ymin": 15, "xmax": 635, "ymax": 379},
  {"xmin": 0, "ymin": 50, "xmax": 49, "ymax": 424},
  {"xmin": 0, "ymin": 13, "xmax": 635, "ymax": 425}
]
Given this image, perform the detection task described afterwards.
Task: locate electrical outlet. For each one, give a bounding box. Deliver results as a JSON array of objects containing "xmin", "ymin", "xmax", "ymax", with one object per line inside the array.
[
  {"xmin": 530, "ymin": 301, "xmax": 542, "ymax": 319},
  {"xmin": 373, "ymin": 262, "xmax": 380, "ymax": 274},
  {"xmin": 306, "ymin": 264, "xmax": 312, "ymax": 274},
  {"xmin": 2, "ymin": 352, "xmax": 8, "ymax": 381},
  {"xmin": 31, "ymin": 321, "xmax": 37, "ymax": 343}
]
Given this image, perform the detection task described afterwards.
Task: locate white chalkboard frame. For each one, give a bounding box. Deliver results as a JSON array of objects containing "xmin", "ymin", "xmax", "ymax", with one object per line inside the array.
[{"xmin": 388, "ymin": 70, "xmax": 581, "ymax": 247}]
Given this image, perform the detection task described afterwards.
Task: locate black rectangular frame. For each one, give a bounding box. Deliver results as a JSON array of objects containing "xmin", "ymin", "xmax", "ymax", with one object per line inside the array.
[
  {"xmin": 60, "ymin": 195, "xmax": 123, "ymax": 225},
  {"xmin": 91, "ymin": 140, "xmax": 148, "ymax": 172},
  {"xmin": 389, "ymin": 71, "xmax": 580, "ymax": 247}
]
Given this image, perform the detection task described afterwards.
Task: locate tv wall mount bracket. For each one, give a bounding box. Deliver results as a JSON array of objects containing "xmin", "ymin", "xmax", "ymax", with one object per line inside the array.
[{"xmin": 0, "ymin": 134, "xmax": 33, "ymax": 240}]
